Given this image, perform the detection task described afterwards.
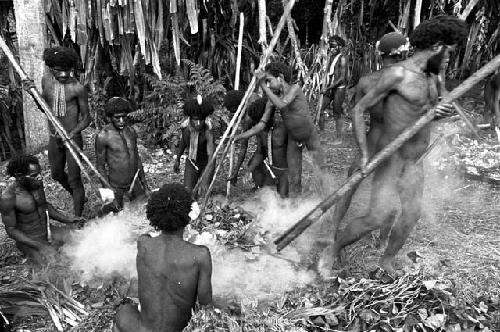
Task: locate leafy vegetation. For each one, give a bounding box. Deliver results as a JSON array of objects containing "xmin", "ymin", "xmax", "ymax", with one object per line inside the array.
[{"xmin": 129, "ymin": 59, "xmax": 228, "ymax": 150}]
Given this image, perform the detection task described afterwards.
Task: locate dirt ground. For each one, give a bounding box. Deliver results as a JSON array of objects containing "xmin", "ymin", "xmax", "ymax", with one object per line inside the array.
[{"xmin": 1, "ymin": 87, "xmax": 499, "ymax": 330}]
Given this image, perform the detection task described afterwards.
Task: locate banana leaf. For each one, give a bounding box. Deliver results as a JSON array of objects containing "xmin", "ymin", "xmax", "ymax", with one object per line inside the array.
[
  {"xmin": 69, "ymin": 0, "xmax": 77, "ymax": 42},
  {"xmin": 186, "ymin": 0, "xmax": 198, "ymax": 34},
  {"xmin": 76, "ymin": 0, "xmax": 88, "ymax": 60},
  {"xmin": 171, "ymin": 13, "xmax": 181, "ymax": 66},
  {"xmin": 133, "ymin": 0, "xmax": 147, "ymax": 57},
  {"xmin": 170, "ymin": 0, "xmax": 177, "ymax": 13},
  {"xmin": 96, "ymin": 0, "xmax": 105, "ymax": 45}
]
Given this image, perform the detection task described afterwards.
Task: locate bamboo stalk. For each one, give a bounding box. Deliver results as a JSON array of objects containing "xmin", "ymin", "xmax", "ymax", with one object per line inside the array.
[
  {"xmin": 258, "ymin": 0, "xmax": 267, "ymax": 47},
  {"xmin": 227, "ymin": 12, "xmax": 245, "ymax": 198},
  {"xmin": 414, "ymin": 0, "xmax": 422, "ymax": 28},
  {"xmin": 234, "ymin": 13, "xmax": 244, "ymax": 91},
  {"xmin": 459, "ymin": 0, "xmax": 480, "ymax": 20},
  {"xmin": 274, "ymin": 53, "xmax": 500, "ymax": 251},
  {"xmin": 0, "ymin": 35, "xmax": 114, "ymax": 202},
  {"xmin": 195, "ymin": 0, "xmax": 297, "ymax": 204}
]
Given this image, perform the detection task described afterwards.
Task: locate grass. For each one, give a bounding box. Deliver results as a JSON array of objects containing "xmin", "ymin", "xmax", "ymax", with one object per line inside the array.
[{"xmin": 0, "ymin": 92, "xmax": 499, "ymax": 331}]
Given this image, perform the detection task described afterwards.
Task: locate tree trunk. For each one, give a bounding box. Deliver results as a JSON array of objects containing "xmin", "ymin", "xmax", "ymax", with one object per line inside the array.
[{"xmin": 13, "ymin": 0, "xmax": 48, "ymax": 153}]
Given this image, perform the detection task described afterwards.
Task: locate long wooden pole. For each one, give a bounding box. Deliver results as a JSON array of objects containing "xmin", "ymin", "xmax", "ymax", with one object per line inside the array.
[
  {"xmin": 274, "ymin": 53, "xmax": 500, "ymax": 251},
  {"xmin": 0, "ymin": 35, "xmax": 113, "ymax": 196},
  {"xmin": 227, "ymin": 12, "xmax": 245, "ymax": 198},
  {"xmin": 194, "ymin": 0, "xmax": 297, "ymax": 202}
]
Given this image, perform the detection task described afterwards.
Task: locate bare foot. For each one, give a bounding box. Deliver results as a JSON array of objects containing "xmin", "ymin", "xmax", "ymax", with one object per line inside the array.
[
  {"xmin": 317, "ymin": 244, "xmax": 342, "ymax": 278},
  {"xmin": 378, "ymin": 256, "xmax": 396, "ymax": 275}
]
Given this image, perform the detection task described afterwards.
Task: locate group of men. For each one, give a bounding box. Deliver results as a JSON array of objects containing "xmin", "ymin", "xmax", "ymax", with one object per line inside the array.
[
  {"xmin": 2, "ymin": 14, "xmax": 499, "ymax": 332},
  {"xmin": 0, "ymin": 47, "xmax": 151, "ymax": 265}
]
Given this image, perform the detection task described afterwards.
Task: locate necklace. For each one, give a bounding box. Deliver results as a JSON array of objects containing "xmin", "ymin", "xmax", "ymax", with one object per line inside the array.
[{"xmin": 52, "ymin": 79, "xmax": 67, "ymax": 117}]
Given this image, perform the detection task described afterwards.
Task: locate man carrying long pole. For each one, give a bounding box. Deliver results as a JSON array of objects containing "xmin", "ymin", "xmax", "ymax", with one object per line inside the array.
[{"xmin": 321, "ymin": 16, "xmax": 468, "ymax": 274}]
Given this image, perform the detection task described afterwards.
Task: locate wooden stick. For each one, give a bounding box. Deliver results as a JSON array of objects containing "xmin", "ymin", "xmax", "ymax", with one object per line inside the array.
[
  {"xmin": 234, "ymin": 13, "xmax": 244, "ymax": 91},
  {"xmin": 194, "ymin": 0, "xmax": 297, "ymax": 200},
  {"xmin": 0, "ymin": 35, "xmax": 114, "ymax": 201},
  {"xmin": 274, "ymin": 53, "xmax": 500, "ymax": 251},
  {"xmin": 416, "ymin": 133, "xmax": 444, "ymax": 164},
  {"xmin": 452, "ymin": 101, "xmax": 480, "ymax": 140},
  {"xmin": 227, "ymin": 12, "xmax": 245, "ymax": 198}
]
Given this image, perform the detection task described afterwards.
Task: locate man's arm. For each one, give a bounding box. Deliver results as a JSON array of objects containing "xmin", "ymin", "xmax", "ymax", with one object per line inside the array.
[
  {"xmin": 235, "ymin": 102, "xmax": 274, "ymax": 140},
  {"xmin": 196, "ymin": 246, "xmax": 213, "ymax": 305},
  {"xmin": 260, "ymin": 83, "xmax": 299, "ymax": 110},
  {"xmin": 47, "ymin": 203, "xmax": 79, "ymax": 224},
  {"xmin": 95, "ymin": 132, "xmax": 109, "ymax": 186},
  {"xmin": 229, "ymin": 118, "xmax": 253, "ymax": 183},
  {"xmin": 69, "ymin": 84, "xmax": 92, "ymax": 138},
  {"xmin": 174, "ymin": 129, "xmax": 187, "ymax": 173},
  {"xmin": 351, "ymin": 66, "xmax": 404, "ymax": 170},
  {"xmin": 0, "ymin": 194, "xmax": 48, "ymax": 249}
]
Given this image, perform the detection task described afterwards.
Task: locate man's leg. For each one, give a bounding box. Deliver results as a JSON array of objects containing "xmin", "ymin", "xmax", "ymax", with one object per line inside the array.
[
  {"xmin": 47, "ymin": 136, "xmax": 72, "ymax": 194},
  {"xmin": 318, "ymin": 95, "xmax": 332, "ymax": 131},
  {"xmin": 304, "ymin": 129, "xmax": 326, "ymax": 195},
  {"xmin": 184, "ymin": 159, "xmax": 198, "ymax": 190},
  {"xmin": 331, "ymin": 158, "xmax": 401, "ymax": 263},
  {"xmin": 286, "ymin": 136, "xmax": 303, "ymax": 196},
  {"xmin": 380, "ymin": 162, "xmax": 424, "ymax": 272},
  {"xmin": 249, "ymin": 153, "xmax": 266, "ymax": 188},
  {"xmin": 66, "ymin": 135, "xmax": 85, "ymax": 217},
  {"xmin": 275, "ymin": 169, "xmax": 289, "ymax": 198},
  {"xmin": 331, "ymin": 87, "xmax": 346, "ymax": 145},
  {"xmin": 322, "ymin": 160, "xmax": 360, "ymax": 239}
]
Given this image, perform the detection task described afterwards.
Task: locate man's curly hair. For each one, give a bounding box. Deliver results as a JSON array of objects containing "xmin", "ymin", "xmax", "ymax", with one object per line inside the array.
[
  {"xmin": 6, "ymin": 154, "xmax": 39, "ymax": 177},
  {"xmin": 409, "ymin": 16, "xmax": 468, "ymax": 50},
  {"xmin": 104, "ymin": 97, "xmax": 134, "ymax": 116},
  {"xmin": 247, "ymin": 97, "xmax": 268, "ymax": 123},
  {"xmin": 43, "ymin": 47, "xmax": 79, "ymax": 70},
  {"xmin": 264, "ymin": 62, "xmax": 293, "ymax": 83},
  {"xmin": 223, "ymin": 90, "xmax": 245, "ymax": 113},
  {"xmin": 146, "ymin": 183, "xmax": 194, "ymax": 232},
  {"xmin": 183, "ymin": 96, "xmax": 215, "ymax": 118},
  {"xmin": 329, "ymin": 35, "xmax": 346, "ymax": 48}
]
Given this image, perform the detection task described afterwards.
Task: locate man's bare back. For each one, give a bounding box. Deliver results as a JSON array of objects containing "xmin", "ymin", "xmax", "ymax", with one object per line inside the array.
[
  {"xmin": 114, "ymin": 184, "xmax": 212, "ymax": 332},
  {"xmin": 135, "ymin": 234, "xmax": 211, "ymax": 331}
]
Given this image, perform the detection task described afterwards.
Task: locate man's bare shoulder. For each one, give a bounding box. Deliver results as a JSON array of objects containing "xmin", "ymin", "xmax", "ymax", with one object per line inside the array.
[
  {"xmin": 68, "ymin": 78, "xmax": 85, "ymax": 91},
  {"xmin": 192, "ymin": 244, "xmax": 211, "ymax": 263},
  {"xmin": 96, "ymin": 125, "xmax": 114, "ymax": 139},
  {"xmin": 0, "ymin": 185, "xmax": 16, "ymax": 211}
]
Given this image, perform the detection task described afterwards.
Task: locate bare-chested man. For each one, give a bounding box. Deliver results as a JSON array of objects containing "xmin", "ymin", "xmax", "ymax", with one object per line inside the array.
[
  {"xmin": 484, "ymin": 72, "xmax": 500, "ymax": 129},
  {"xmin": 95, "ymin": 97, "xmax": 150, "ymax": 214},
  {"xmin": 323, "ymin": 32, "xmax": 409, "ymax": 245},
  {"xmin": 173, "ymin": 96, "xmax": 215, "ymax": 196},
  {"xmin": 0, "ymin": 154, "xmax": 85, "ymax": 266},
  {"xmin": 318, "ymin": 36, "xmax": 348, "ymax": 145},
  {"xmin": 113, "ymin": 183, "xmax": 212, "ymax": 332},
  {"xmin": 256, "ymin": 62, "xmax": 324, "ymax": 195},
  {"xmin": 324, "ymin": 16, "xmax": 467, "ymax": 273},
  {"xmin": 235, "ymin": 98, "xmax": 289, "ymax": 197},
  {"xmin": 42, "ymin": 47, "xmax": 91, "ymax": 217}
]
